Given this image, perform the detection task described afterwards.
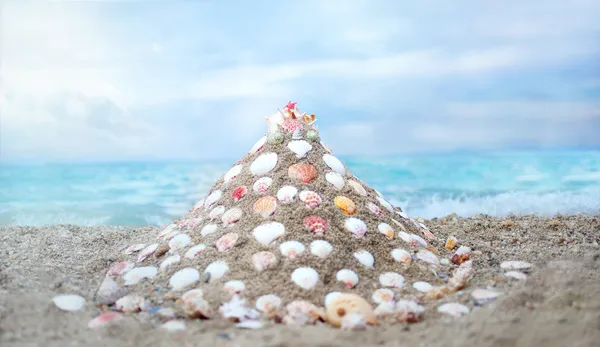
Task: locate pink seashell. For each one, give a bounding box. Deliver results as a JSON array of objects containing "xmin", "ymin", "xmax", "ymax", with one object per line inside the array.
[
  {"xmin": 215, "ymin": 233, "xmax": 239, "ymax": 252},
  {"xmin": 137, "ymin": 244, "xmax": 159, "ymax": 263},
  {"xmin": 253, "ymin": 177, "xmax": 273, "ymax": 194},
  {"xmin": 303, "ymin": 216, "xmax": 327, "ymax": 235},
  {"xmin": 107, "ymin": 261, "xmax": 134, "ymax": 278},
  {"xmin": 88, "ymin": 312, "xmax": 123, "ymax": 329},
  {"xmin": 367, "ymin": 202, "xmax": 385, "ymax": 217},
  {"xmin": 221, "ymin": 207, "xmax": 243, "ymax": 227},
  {"xmin": 281, "ymin": 118, "xmax": 303, "ymax": 133},
  {"xmin": 231, "ymin": 186, "xmax": 248, "ymax": 202},
  {"xmin": 288, "ymin": 164, "xmax": 318, "ymax": 184},
  {"xmin": 299, "ymin": 191, "xmax": 322, "ymax": 209},
  {"xmin": 252, "ymin": 251, "xmax": 278, "ymax": 272},
  {"xmin": 253, "ymin": 196, "xmax": 277, "ymax": 218}
]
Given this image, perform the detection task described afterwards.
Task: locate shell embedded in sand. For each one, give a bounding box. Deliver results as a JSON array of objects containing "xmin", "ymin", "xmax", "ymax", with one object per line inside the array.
[
  {"xmin": 160, "ymin": 255, "xmax": 181, "ymax": 271},
  {"xmin": 107, "ymin": 261, "xmax": 134, "ymax": 278},
  {"xmin": 161, "ymin": 320, "xmax": 186, "ymax": 332},
  {"xmin": 416, "ymin": 249, "xmax": 439, "ymax": 267},
  {"xmin": 125, "ymin": 243, "xmax": 146, "ymax": 254},
  {"xmin": 88, "ymin": 312, "xmax": 123, "ymax": 329},
  {"xmin": 410, "ymin": 234, "xmax": 428, "ymax": 247},
  {"xmin": 124, "ymin": 267, "xmax": 158, "ymax": 285},
  {"xmin": 391, "ymin": 248, "xmax": 412, "ymax": 264},
  {"xmin": 504, "ymin": 271, "xmax": 527, "ymax": 280},
  {"xmin": 280, "ymin": 241, "xmax": 306, "ymax": 260},
  {"xmin": 326, "ymin": 172, "xmax": 345, "ymax": 190},
  {"xmin": 344, "ymin": 218, "xmax": 367, "ymax": 238},
  {"xmin": 250, "ymin": 152, "xmax": 278, "ymax": 176},
  {"xmin": 500, "ymin": 260, "xmax": 533, "ymax": 270},
  {"xmin": 221, "ymin": 207, "xmax": 243, "ymax": 226},
  {"xmin": 252, "ymin": 251, "xmax": 278, "ymax": 272},
  {"xmin": 209, "ymin": 205, "xmax": 226, "ymax": 220},
  {"xmin": 204, "ymin": 190, "xmax": 222, "ymax": 209},
  {"xmin": 184, "ymin": 244, "xmax": 207, "ymax": 259},
  {"xmin": 205, "ymin": 261, "xmax": 229, "ymax": 282},
  {"xmin": 323, "ymin": 154, "xmax": 345, "ymax": 174},
  {"xmin": 256, "ymin": 294, "xmax": 281, "ymax": 314},
  {"xmin": 289, "ymin": 163, "xmax": 318, "ymax": 184},
  {"xmin": 169, "ymin": 234, "xmax": 191, "ymax": 252},
  {"xmin": 201, "ymin": 224, "xmax": 218, "ymax": 237},
  {"xmin": 169, "ymin": 268, "xmax": 200, "ymax": 291},
  {"xmin": 299, "ymin": 190, "xmax": 322, "ymax": 209},
  {"xmin": 253, "ymin": 196, "xmax": 277, "ymax": 218},
  {"xmin": 379, "ymin": 272, "xmax": 405, "ymax": 288},
  {"xmin": 336, "ymin": 269, "xmax": 359, "ymax": 288},
  {"xmin": 353, "ymin": 250, "xmax": 374, "ymax": 269},
  {"xmin": 325, "ymin": 293, "xmax": 376, "ymax": 328},
  {"xmin": 53, "ymin": 294, "xmax": 86, "ymax": 312},
  {"xmin": 452, "ymin": 246, "xmax": 471, "ymax": 265},
  {"xmin": 224, "ymin": 165, "xmax": 243, "ymax": 184},
  {"xmin": 470, "ymin": 288, "xmax": 503, "ymax": 304},
  {"xmin": 378, "ymin": 223, "xmax": 394, "ymax": 240},
  {"xmin": 277, "ymin": 186, "xmax": 298, "ymax": 203},
  {"xmin": 215, "ymin": 232, "xmax": 239, "ymax": 252},
  {"xmin": 445, "ymin": 236, "xmax": 458, "ymax": 250},
  {"xmin": 287, "ymin": 140, "xmax": 313, "ymax": 158},
  {"xmin": 224, "ymin": 280, "xmax": 246, "ymax": 294},
  {"xmin": 413, "ymin": 281, "xmax": 434, "ymax": 293},
  {"xmin": 116, "ymin": 295, "xmax": 147, "ymax": 312},
  {"xmin": 137, "ymin": 243, "xmax": 159, "ymax": 263},
  {"xmin": 367, "ymin": 202, "xmax": 384, "ymax": 217},
  {"xmin": 372, "ymin": 289, "xmax": 394, "ymax": 304},
  {"xmin": 253, "ymin": 222, "xmax": 285, "ymax": 246},
  {"xmin": 376, "ymin": 196, "xmax": 395, "ymax": 213},
  {"xmin": 395, "ymin": 300, "xmax": 425, "ymax": 323},
  {"xmin": 231, "ymin": 186, "xmax": 248, "ymax": 202},
  {"xmin": 310, "ymin": 240, "xmax": 333, "ymax": 259},
  {"xmin": 348, "ymin": 180, "xmax": 367, "ymax": 196},
  {"xmin": 253, "ymin": 177, "xmax": 273, "ymax": 194},
  {"xmin": 334, "ymin": 196, "xmax": 356, "ymax": 215},
  {"xmin": 303, "ymin": 216, "xmax": 327, "ymax": 235},
  {"xmin": 249, "ymin": 136, "xmax": 266, "ymax": 154},
  {"xmin": 437, "ymin": 302, "xmax": 470, "ymax": 317},
  {"xmin": 321, "ymin": 141, "xmax": 333, "ymax": 154},
  {"xmin": 291, "ymin": 267, "xmax": 319, "ymax": 290}
]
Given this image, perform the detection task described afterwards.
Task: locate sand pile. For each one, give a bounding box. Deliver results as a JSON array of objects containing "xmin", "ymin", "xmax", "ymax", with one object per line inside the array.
[{"xmin": 91, "ymin": 102, "xmax": 483, "ymax": 330}]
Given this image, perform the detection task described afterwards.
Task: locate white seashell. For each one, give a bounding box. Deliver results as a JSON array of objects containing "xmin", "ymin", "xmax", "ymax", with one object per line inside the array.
[
  {"xmin": 412, "ymin": 281, "xmax": 434, "ymax": 293},
  {"xmin": 256, "ymin": 294, "xmax": 282, "ymax": 313},
  {"xmin": 169, "ymin": 234, "xmax": 191, "ymax": 251},
  {"xmin": 391, "ymin": 248, "xmax": 412, "ymax": 264},
  {"xmin": 372, "ymin": 289, "xmax": 394, "ymax": 304},
  {"xmin": 341, "ymin": 312, "xmax": 368, "ymax": 331},
  {"xmin": 204, "ymin": 190, "xmax": 222, "ymax": 209},
  {"xmin": 276, "ymin": 185, "xmax": 298, "ymax": 203},
  {"xmin": 160, "ymin": 255, "xmax": 181, "ymax": 270},
  {"xmin": 395, "ymin": 300, "xmax": 425, "ymax": 322},
  {"xmin": 205, "ymin": 261, "xmax": 229, "ymax": 282},
  {"xmin": 169, "ymin": 268, "xmax": 200, "ymax": 291},
  {"xmin": 249, "ymin": 136, "xmax": 267, "ymax": 154},
  {"xmin": 221, "ymin": 207, "xmax": 243, "ymax": 226},
  {"xmin": 379, "ymin": 272, "xmax": 405, "ymax": 288},
  {"xmin": 96, "ymin": 276, "xmax": 126, "ymax": 305},
  {"xmin": 224, "ymin": 280, "xmax": 246, "ymax": 294},
  {"xmin": 224, "ymin": 165, "xmax": 243, "ymax": 183},
  {"xmin": 437, "ymin": 302, "xmax": 470, "ymax": 317},
  {"xmin": 410, "ymin": 234, "xmax": 428, "ymax": 247},
  {"xmin": 279, "ymin": 241, "xmax": 305, "ymax": 260},
  {"xmin": 500, "ymin": 260, "xmax": 533, "ymax": 270},
  {"xmin": 377, "ymin": 223, "xmax": 394, "ymax": 240},
  {"xmin": 310, "ymin": 240, "xmax": 333, "ymax": 259},
  {"xmin": 455, "ymin": 245, "xmax": 471, "ymax": 256},
  {"xmin": 116, "ymin": 295, "xmax": 148, "ymax": 312},
  {"xmin": 376, "ymin": 196, "xmax": 395, "ymax": 213},
  {"xmin": 252, "ymin": 251, "xmax": 278, "ymax": 272},
  {"xmin": 324, "ymin": 292, "xmax": 342, "ymax": 307},
  {"xmin": 161, "ymin": 320, "xmax": 186, "ymax": 332},
  {"xmin": 471, "ymin": 288, "xmax": 503, "ymax": 304},
  {"xmin": 398, "ymin": 231, "xmax": 412, "ymax": 244},
  {"xmin": 184, "ymin": 244, "xmax": 207, "ymax": 259},
  {"xmin": 215, "ymin": 232, "xmax": 239, "ymax": 252},
  {"xmin": 348, "ymin": 180, "xmax": 367, "ymax": 196},
  {"xmin": 125, "ymin": 243, "xmax": 146, "ymax": 254},
  {"xmin": 236, "ymin": 320, "xmax": 264, "ymax": 329},
  {"xmin": 287, "ymin": 140, "xmax": 313, "ymax": 158},
  {"xmin": 323, "ymin": 154, "xmax": 345, "ymax": 174},
  {"xmin": 504, "ymin": 271, "xmax": 528, "ymax": 280},
  {"xmin": 344, "ymin": 218, "xmax": 367, "ymax": 238},
  {"xmin": 320, "ymin": 141, "xmax": 333, "ymax": 154},
  {"xmin": 353, "ymin": 250, "xmax": 374, "ymax": 269},
  {"xmin": 325, "ymin": 172, "xmax": 345, "ymax": 190},
  {"xmin": 253, "ymin": 177, "xmax": 273, "ymax": 194},
  {"xmin": 137, "ymin": 243, "xmax": 159, "ymax": 262},
  {"xmin": 201, "ymin": 224, "xmax": 218, "ymax": 237},
  {"xmin": 156, "ymin": 308, "xmax": 176, "ymax": 319},
  {"xmin": 336, "ymin": 269, "xmax": 359, "ymax": 288},
  {"xmin": 219, "ymin": 294, "xmax": 260, "ymax": 322},
  {"xmin": 123, "ymin": 266, "xmax": 158, "ymax": 285},
  {"xmin": 53, "ymin": 294, "xmax": 85, "ymax": 312},
  {"xmin": 374, "ymin": 302, "xmax": 396, "ymax": 317},
  {"xmin": 291, "ymin": 267, "xmax": 319, "ymax": 290},
  {"xmin": 416, "ymin": 250, "xmax": 440, "ymax": 267},
  {"xmin": 374, "ymin": 189, "xmax": 384, "ymax": 198},
  {"xmin": 157, "ymin": 224, "xmax": 179, "ymax": 240},
  {"xmin": 250, "ymin": 152, "xmax": 278, "ymax": 176},
  {"xmin": 209, "ymin": 205, "xmax": 226, "ymax": 220},
  {"xmin": 252, "ymin": 222, "xmax": 285, "ymax": 246}
]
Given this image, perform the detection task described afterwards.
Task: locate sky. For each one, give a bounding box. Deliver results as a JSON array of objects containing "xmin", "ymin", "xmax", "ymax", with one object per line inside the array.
[{"xmin": 1, "ymin": 0, "xmax": 599, "ymax": 162}]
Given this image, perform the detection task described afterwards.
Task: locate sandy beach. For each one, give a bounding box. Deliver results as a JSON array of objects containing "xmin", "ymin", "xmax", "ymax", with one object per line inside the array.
[{"xmin": 1, "ymin": 214, "xmax": 599, "ymax": 347}]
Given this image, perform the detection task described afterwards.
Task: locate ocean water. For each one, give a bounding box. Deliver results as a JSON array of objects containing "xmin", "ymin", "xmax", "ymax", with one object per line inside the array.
[{"xmin": 1, "ymin": 150, "xmax": 599, "ymax": 226}]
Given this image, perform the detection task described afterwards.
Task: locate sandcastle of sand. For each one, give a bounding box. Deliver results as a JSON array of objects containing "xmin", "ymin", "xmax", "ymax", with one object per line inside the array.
[{"xmin": 95, "ymin": 101, "xmax": 476, "ymax": 330}]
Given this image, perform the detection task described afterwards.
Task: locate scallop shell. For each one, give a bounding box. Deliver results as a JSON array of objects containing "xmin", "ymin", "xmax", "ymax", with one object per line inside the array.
[
  {"xmin": 412, "ymin": 281, "xmax": 433, "ymax": 293},
  {"xmin": 280, "ymin": 241, "xmax": 305, "ymax": 260},
  {"xmin": 224, "ymin": 165, "xmax": 243, "ymax": 183},
  {"xmin": 291, "ymin": 128, "xmax": 303, "ymax": 140},
  {"xmin": 231, "ymin": 186, "xmax": 248, "ymax": 202},
  {"xmin": 299, "ymin": 190, "xmax": 322, "ymax": 209},
  {"xmin": 184, "ymin": 244, "xmax": 207, "ymax": 259},
  {"xmin": 252, "ymin": 222, "xmax": 285, "ymax": 246},
  {"xmin": 395, "ymin": 300, "xmax": 425, "ymax": 323},
  {"xmin": 416, "ymin": 250, "xmax": 440, "ymax": 267},
  {"xmin": 253, "ymin": 196, "xmax": 277, "ymax": 218},
  {"xmin": 377, "ymin": 223, "xmax": 394, "ymax": 240},
  {"xmin": 116, "ymin": 295, "xmax": 147, "ymax": 312},
  {"xmin": 169, "ymin": 234, "xmax": 191, "ymax": 251},
  {"xmin": 123, "ymin": 266, "xmax": 158, "ymax": 285},
  {"xmin": 291, "ymin": 267, "xmax": 319, "ymax": 290},
  {"xmin": 256, "ymin": 294, "xmax": 281, "ymax": 313},
  {"xmin": 334, "ymin": 196, "xmax": 356, "ymax": 215},
  {"xmin": 276, "ymin": 186, "xmax": 298, "ymax": 203},
  {"xmin": 205, "ymin": 261, "xmax": 229, "ymax": 282},
  {"xmin": 157, "ymin": 224, "xmax": 178, "ymax": 240},
  {"xmin": 169, "ymin": 268, "xmax": 200, "ymax": 291},
  {"xmin": 336, "ymin": 269, "xmax": 359, "ymax": 288},
  {"xmin": 374, "ymin": 302, "xmax": 396, "ymax": 318},
  {"xmin": 325, "ymin": 172, "xmax": 345, "ymax": 190},
  {"xmin": 437, "ymin": 302, "xmax": 470, "ymax": 317},
  {"xmin": 282, "ymin": 300, "xmax": 323, "ymax": 325},
  {"xmin": 209, "ymin": 205, "xmax": 225, "ymax": 220},
  {"xmin": 281, "ymin": 118, "xmax": 303, "ymax": 133},
  {"xmin": 323, "ymin": 154, "xmax": 345, "ymax": 174},
  {"xmin": 223, "ymin": 280, "xmax": 246, "ymax": 294},
  {"xmin": 348, "ymin": 180, "xmax": 367, "ymax": 196},
  {"xmin": 287, "ymin": 140, "xmax": 313, "ymax": 158},
  {"xmin": 325, "ymin": 293, "xmax": 376, "ymax": 328},
  {"xmin": 398, "ymin": 231, "xmax": 412, "ymax": 244},
  {"xmin": 250, "ymin": 152, "xmax": 278, "ymax": 176},
  {"xmin": 107, "ymin": 261, "xmax": 134, "ymax": 278},
  {"xmin": 500, "ymin": 260, "xmax": 533, "ymax": 270},
  {"xmin": 372, "ymin": 289, "xmax": 394, "ymax": 304},
  {"xmin": 253, "ymin": 177, "xmax": 273, "ymax": 194},
  {"xmin": 249, "ymin": 136, "xmax": 267, "ymax": 154},
  {"xmin": 391, "ymin": 248, "xmax": 412, "ymax": 264},
  {"xmin": 303, "ymin": 216, "xmax": 327, "ymax": 235},
  {"xmin": 376, "ymin": 196, "xmax": 395, "ymax": 213},
  {"xmin": 53, "ymin": 294, "xmax": 85, "ymax": 312},
  {"xmin": 200, "ymin": 223, "xmax": 218, "ymax": 236},
  {"xmin": 251, "ymin": 251, "xmax": 278, "ymax": 272},
  {"xmin": 204, "ymin": 190, "xmax": 222, "ymax": 209},
  {"xmin": 320, "ymin": 141, "xmax": 333, "ymax": 154},
  {"xmin": 344, "ymin": 218, "xmax": 367, "ymax": 238},
  {"xmin": 137, "ymin": 244, "xmax": 159, "ymax": 262},
  {"xmin": 221, "ymin": 207, "xmax": 243, "ymax": 226},
  {"xmin": 215, "ymin": 232, "xmax": 239, "ymax": 252},
  {"xmin": 288, "ymin": 164, "xmax": 318, "ymax": 184},
  {"xmin": 160, "ymin": 255, "xmax": 181, "ymax": 270},
  {"xmin": 379, "ymin": 272, "xmax": 405, "ymax": 288},
  {"xmin": 310, "ymin": 240, "xmax": 333, "ymax": 259},
  {"xmin": 504, "ymin": 271, "xmax": 527, "ymax": 280},
  {"xmin": 88, "ymin": 312, "xmax": 123, "ymax": 329},
  {"xmin": 367, "ymin": 202, "xmax": 384, "ymax": 217},
  {"xmin": 353, "ymin": 250, "xmax": 374, "ymax": 269}
]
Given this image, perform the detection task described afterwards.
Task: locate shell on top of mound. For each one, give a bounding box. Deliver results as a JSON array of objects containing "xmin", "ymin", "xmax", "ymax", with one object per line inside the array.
[{"xmin": 94, "ymin": 101, "xmax": 478, "ymax": 330}]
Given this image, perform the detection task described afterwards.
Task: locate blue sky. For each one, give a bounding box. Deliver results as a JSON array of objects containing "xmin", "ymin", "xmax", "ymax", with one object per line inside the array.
[{"xmin": 1, "ymin": 0, "xmax": 599, "ymax": 161}]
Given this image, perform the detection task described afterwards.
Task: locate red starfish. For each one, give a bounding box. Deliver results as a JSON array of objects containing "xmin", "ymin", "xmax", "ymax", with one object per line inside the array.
[{"xmin": 284, "ymin": 101, "xmax": 297, "ymax": 110}]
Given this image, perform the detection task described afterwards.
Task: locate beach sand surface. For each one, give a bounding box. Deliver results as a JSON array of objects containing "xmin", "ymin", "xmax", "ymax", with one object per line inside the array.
[{"xmin": 1, "ymin": 215, "xmax": 599, "ymax": 347}]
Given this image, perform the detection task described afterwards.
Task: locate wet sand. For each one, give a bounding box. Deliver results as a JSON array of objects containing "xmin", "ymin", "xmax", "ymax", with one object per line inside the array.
[{"xmin": 1, "ymin": 214, "xmax": 599, "ymax": 347}]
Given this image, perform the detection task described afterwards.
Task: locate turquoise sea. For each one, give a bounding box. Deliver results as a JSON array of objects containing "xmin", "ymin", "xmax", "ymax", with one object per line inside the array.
[{"xmin": 1, "ymin": 150, "xmax": 599, "ymax": 226}]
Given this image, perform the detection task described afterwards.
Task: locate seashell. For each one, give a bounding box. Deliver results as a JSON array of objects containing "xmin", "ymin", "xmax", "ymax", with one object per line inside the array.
[
  {"xmin": 219, "ymin": 294, "xmax": 260, "ymax": 322},
  {"xmin": 377, "ymin": 223, "xmax": 394, "ymax": 240},
  {"xmin": 125, "ymin": 243, "xmax": 146, "ymax": 254},
  {"xmin": 182, "ymin": 292, "xmax": 212, "ymax": 319},
  {"xmin": 155, "ymin": 244, "xmax": 170, "ymax": 258},
  {"xmin": 398, "ymin": 231, "xmax": 412, "ymax": 244},
  {"xmin": 288, "ymin": 164, "xmax": 318, "ymax": 184},
  {"xmin": 250, "ymin": 152, "xmax": 278, "ymax": 176},
  {"xmin": 325, "ymin": 293, "xmax": 376, "ymax": 328},
  {"xmin": 209, "ymin": 205, "xmax": 225, "ymax": 220},
  {"xmin": 156, "ymin": 308, "xmax": 176, "ymax": 319},
  {"xmin": 116, "ymin": 295, "xmax": 147, "ymax": 312},
  {"xmin": 276, "ymin": 185, "xmax": 298, "ymax": 203},
  {"xmin": 451, "ymin": 246, "xmax": 471, "ymax": 265},
  {"xmin": 299, "ymin": 190, "xmax": 322, "ymax": 209},
  {"xmin": 160, "ymin": 255, "xmax": 181, "ymax": 271},
  {"xmin": 310, "ymin": 240, "xmax": 333, "ymax": 259},
  {"xmin": 374, "ymin": 302, "xmax": 396, "ymax": 317},
  {"xmin": 253, "ymin": 177, "xmax": 273, "ymax": 194},
  {"xmin": 504, "ymin": 271, "xmax": 527, "ymax": 280},
  {"xmin": 410, "ymin": 234, "xmax": 428, "ymax": 247},
  {"xmin": 157, "ymin": 224, "xmax": 179, "ymax": 240},
  {"xmin": 231, "ymin": 186, "xmax": 248, "ymax": 202},
  {"xmin": 205, "ymin": 261, "xmax": 229, "ymax": 282},
  {"xmin": 303, "ymin": 215, "xmax": 327, "ymax": 235},
  {"xmin": 281, "ymin": 118, "xmax": 303, "ymax": 133},
  {"xmin": 88, "ymin": 312, "xmax": 122, "ymax": 329},
  {"xmin": 470, "ymin": 288, "xmax": 503, "ymax": 304},
  {"xmin": 437, "ymin": 302, "xmax": 470, "ymax": 317},
  {"xmin": 341, "ymin": 312, "xmax": 368, "ymax": 331},
  {"xmin": 372, "ymin": 289, "xmax": 395, "ymax": 304},
  {"xmin": 348, "ymin": 180, "xmax": 367, "ymax": 196},
  {"xmin": 391, "ymin": 248, "xmax": 412, "ymax": 264},
  {"xmin": 251, "ymin": 251, "xmax": 278, "ymax": 272},
  {"xmin": 123, "ymin": 266, "xmax": 157, "ymax": 285},
  {"xmin": 249, "ymin": 135, "xmax": 267, "ymax": 153},
  {"xmin": 224, "ymin": 165, "xmax": 243, "ymax": 184},
  {"xmin": 221, "ymin": 207, "xmax": 243, "ymax": 226},
  {"xmin": 390, "ymin": 218, "xmax": 407, "ymax": 231},
  {"xmin": 320, "ymin": 141, "xmax": 333, "ymax": 154},
  {"xmin": 500, "ymin": 260, "xmax": 533, "ymax": 270},
  {"xmin": 395, "ymin": 300, "xmax": 425, "ymax": 323},
  {"xmin": 53, "ymin": 294, "xmax": 85, "ymax": 312},
  {"xmin": 137, "ymin": 244, "xmax": 159, "ymax": 263},
  {"xmin": 192, "ymin": 199, "xmax": 205, "ymax": 212},
  {"xmin": 276, "ymin": 240, "xmax": 305, "ymax": 260},
  {"xmin": 161, "ymin": 320, "xmax": 186, "ymax": 332},
  {"xmin": 182, "ymin": 289, "xmax": 204, "ymax": 302},
  {"xmin": 200, "ymin": 223, "xmax": 218, "ymax": 237},
  {"xmin": 224, "ymin": 280, "xmax": 246, "ymax": 294},
  {"xmin": 376, "ymin": 196, "xmax": 395, "ymax": 213},
  {"xmin": 334, "ymin": 196, "xmax": 356, "ymax": 215},
  {"xmin": 236, "ymin": 321, "xmax": 264, "ymax": 330},
  {"xmin": 256, "ymin": 294, "xmax": 281, "ymax": 314},
  {"xmin": 325, "ymin": 172, "xmax": 345, "ymax": 190},
  {"xmin": 344, "ymin": 218, "xmax": 367, "ymax": 238},
  {"xmin": 447, "ymin": 260, "xmax": 474, "ymax": 291},
  {"xmin": 306, "ymin": 130, "xmax": 319, "ymax": 142},
  {"xmin": 184, "ymin": 244, "xmax": 207, "ymax": 259},
  {"xmin": 291, "ymin": 128, "xmax": 303, "ymax": 140},
  {"xmin": 379, "ymin": 272, "xmax": 405, "ymax": 288},
  {"xmin": 291, "ymin": 267, "xmax": 319, "ymax": 290},
  {"xmin": 204, "ymin": 190, "xmax": 222, "ymax": 209},
  {"xmin": 253, "ymin": 196, "xmax": 277, "ymax": 218},
  {"xmin": 282, "ymin": 300, "xmax": 324, "ymax": 326},
  {"xmin": 252, "ymin": 222, "xmax": 285, "ymax": 246},
  {"xmin": 169, "ymin": 268, "xmax": 200, "ymax": 291},
  {"xmin": 413, "ymin": 281, "xmax": 434, "ymax": 293},
  {"xmin": 215, "ymin": 232, "xmax": 239, "ymax": 252},
  {"xmin": 267, "ymin": 131, "xmax": 284, "ymax": 144},
  {"xmin": 169, "ymin": 234, "xmax": 191, "ymax": 252},
  {"xmin": 323, "ymin": 154, "xmax": 345, "ymax": 174},
  {"xmin": 106, "ymin": 261, "xmax": 134, "ymax": 278},
  {"xmin": 416, "ymin": 250, "xmax": 440, "ymax": 267},
  {"xmin": 287, "ymin": 140, "xmax": 313, "ymax": 158},
  {"xmin": 367, "ymin": 202, "xmax": 385, "ymax": 217},
  {"xmin": 325, "ymin": 292, "xmax": 343, "ymax": 308},
  {"xmin": 336, "ymin": 269, "xmax": 359, "ymax": 288},
  {"xmin": 445, "ymin": 236, "xmax": 458, "ymax": 250},
  {"xmin": 353, "ymin": 250, "xmax": 374, "ymax": 269},
  {"xmin": 179, "ymin": 218, "xmax": 201, "ymax": 230}
]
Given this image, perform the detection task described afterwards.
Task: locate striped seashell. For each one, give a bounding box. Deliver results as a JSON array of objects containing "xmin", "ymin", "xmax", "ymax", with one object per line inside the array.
[
  {"xmin": 280, "ymin": 241, "xmax": 305, "ymax": 260},
  {"xmin": 249, "ymin": 136, "xmax": 266, "ymax": 154},
  {"xmin": 251, "ymin": 251, "xmax": 278, "ymax": 272},
  {"xmin": 334, "ymin": 196, "xmax": 356, "ymax": 215},
  {"xmin": 137, "ymin": 244, "xmax": 159, "ymax": 263},
  {"xmin": 288, "ymin": 164, "xmax": 318, "ymax": 184},
  {"xmin": 221, "ymin": 207, "xmax": 243, "ymax": 227},
  {"xmin": 253, "ymin": 177, "xmax": 273, "ymax": 194},
  {"xmin": 276, "ymin": 185, "xmax": 298, "ymax": 203},
  {"xmin": 299, "ymin": 190, "xmax": 322, "ymax": 209},
  {"xmin": 215, "ymin": 232, "xmax": 239, "ymax": 252},
  {"xmin": 336, "ymin": 269, "xmax": 359, "ymax": 288},
  {"xmin": 253, "ymin": 196, "xmax": 277, "ymax": 218},
  {"xmin": 303, "ymin": 216, "xmax": 327, "ymax": 235},
  {"xmin": 281, "ymin": 118, "xmax": 303, "ymax": 133},
  {"xmin": 291, "ymin": 267, "xmax": 319, "ymax": 290},
  {"xmin": 231, "ymin": 186, "xmax": 248, "ymax": 202},
  {"xmin": 367, "ymin": 202, "xmax": 385, "ymax": 217},
  {"xmin": 287, "ymin": 140, "xmax": 312, "ymax": 158},
  {"xmin": 344, "ymin": 218, "xmax": 367, "ymax": 238}
]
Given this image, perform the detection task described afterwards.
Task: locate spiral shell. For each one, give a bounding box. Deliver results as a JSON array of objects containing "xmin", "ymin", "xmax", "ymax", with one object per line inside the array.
[
  {"xmin": 253, "ymin": 196, "xmax": 277, "ymax": 218},
  {"xmin": 288, "ymin": 164, "xmax": 318, "ymax": 184},
  {"xmin": 334, "ymin": 196, "xmax": 356, "ymax": 215}
]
